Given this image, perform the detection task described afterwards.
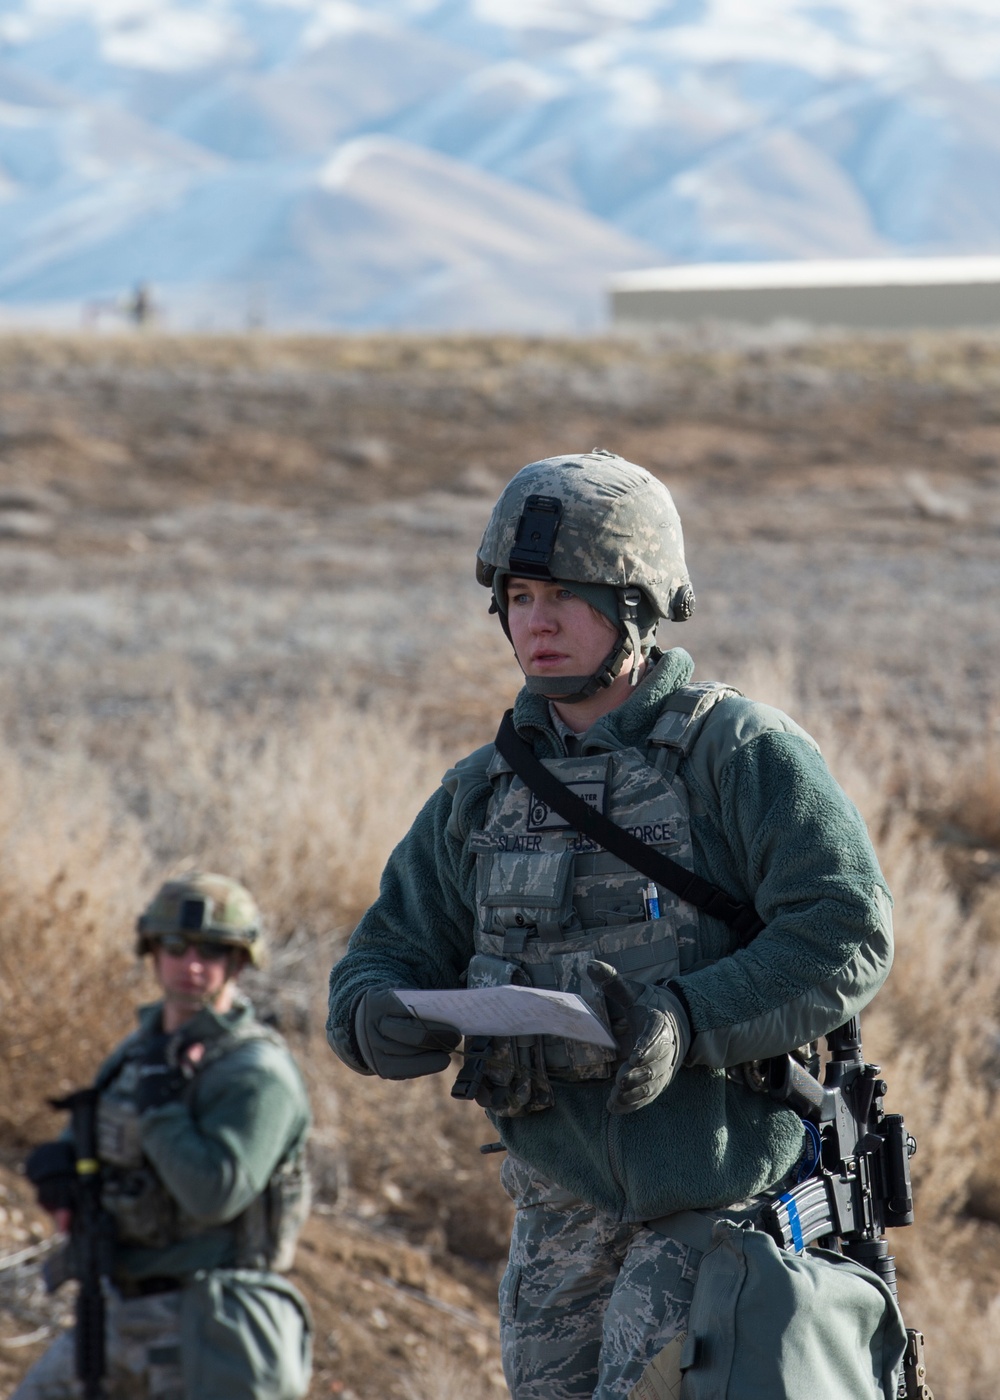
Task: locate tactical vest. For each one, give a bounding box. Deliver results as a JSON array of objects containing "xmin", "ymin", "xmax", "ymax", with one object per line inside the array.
[
  {"xmin": 95, "ymin": 1017, "xmax": 310, "ymax": 1272},
  {"xmin": 467, "ymin": 683, "xmax": 735, "ymax": 1116}
]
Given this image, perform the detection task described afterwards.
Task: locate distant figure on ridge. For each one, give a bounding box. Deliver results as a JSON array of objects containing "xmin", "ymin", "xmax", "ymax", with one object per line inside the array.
[{"xmin": 125, "ymin": 282, "xmax": 154, "ymax": 327}]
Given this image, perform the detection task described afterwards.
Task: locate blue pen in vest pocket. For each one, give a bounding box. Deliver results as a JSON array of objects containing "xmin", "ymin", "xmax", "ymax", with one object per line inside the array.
[{"xmin": 643, "ymin": 883, "xmax": 660, "ymax": 920}]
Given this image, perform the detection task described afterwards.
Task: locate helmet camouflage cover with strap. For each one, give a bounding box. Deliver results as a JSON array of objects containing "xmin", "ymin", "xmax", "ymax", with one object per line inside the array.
[
  {"xmin": 136, "ymin": 871, "xmax": 264, "ymax": 966},
  {"xmin": 476, "ymin": 449, "xmax": 695, "ymax": 703}
]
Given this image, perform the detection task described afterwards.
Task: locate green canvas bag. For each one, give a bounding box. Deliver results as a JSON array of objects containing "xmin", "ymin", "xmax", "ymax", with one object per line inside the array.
[
  {"xmin": 180, "ymin": 1268, "xmax": 313, "ymax": 1399},
  {"xmin": 631, "ymin": 1212, "xmax": 907, "ymax": 1400}
]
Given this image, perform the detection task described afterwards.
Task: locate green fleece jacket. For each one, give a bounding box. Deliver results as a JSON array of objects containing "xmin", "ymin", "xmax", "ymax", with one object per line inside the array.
[
  {"xmin": 95, "ymin": 998, "xmax": 311, "ymax": 1283},
  {"xmin": 326, "ymin": 649, "xmax": 893, "ymax": 1221}
]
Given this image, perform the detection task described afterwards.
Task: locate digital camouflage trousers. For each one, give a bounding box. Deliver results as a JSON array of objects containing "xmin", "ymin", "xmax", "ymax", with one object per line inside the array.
[
  {"xmin": 498, "ymin": 1153, "xmax": 778, "ymax": 1400},
  {"xmin": 12, "ymin": 1289, "xmax": 183, "ymax": 1400}
]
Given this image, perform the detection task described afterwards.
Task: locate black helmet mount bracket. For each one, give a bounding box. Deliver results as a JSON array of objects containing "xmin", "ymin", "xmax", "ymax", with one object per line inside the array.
[{"xmin": 508, "ymin": 495, "xmax": 562, "ymax": 580}]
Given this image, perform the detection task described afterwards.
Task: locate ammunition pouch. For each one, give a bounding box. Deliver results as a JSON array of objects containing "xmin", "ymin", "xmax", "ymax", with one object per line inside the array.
[
  {"xmin": 102, "ymin": 1165, "xmax": 179, "ymax": 1250},
  {"xmin": 234, "ymin": 1146, "xmax": 312, "ymax": 1272},
  {"xmin": 456, "ymin": 953, "xmax": 555, "ymax": 1117},
  {"xmin": 97, "ymin": 1096, "xmax": 180, "ymax": 1248}
]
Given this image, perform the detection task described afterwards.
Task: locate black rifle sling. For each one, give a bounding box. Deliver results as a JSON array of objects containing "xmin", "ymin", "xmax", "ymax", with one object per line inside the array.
[{"xmin": 494, "ymin": 710, "xmax": 764, "ymax": 945}]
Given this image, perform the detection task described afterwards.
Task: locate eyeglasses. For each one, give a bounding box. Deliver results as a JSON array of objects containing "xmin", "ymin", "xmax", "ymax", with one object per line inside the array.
[{"xmin": 155, "ymin": 935, "xmax": 232, "ymax": 962}]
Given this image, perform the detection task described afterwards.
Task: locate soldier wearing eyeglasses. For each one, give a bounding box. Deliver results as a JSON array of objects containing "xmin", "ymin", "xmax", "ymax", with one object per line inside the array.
[{"xmin": 16, "ymin": 872, "xmax": 313, "ymax": 1400}]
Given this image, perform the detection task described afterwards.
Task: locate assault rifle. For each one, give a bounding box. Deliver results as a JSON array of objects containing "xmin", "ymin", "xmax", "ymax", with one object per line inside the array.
[
  {"xmin": 50, "ymin": 1087, "xmax": 115, "ymax": 1400},
  {"xmin": 758, "ymin": 1017, "xmax": 932, "ymax": 1400}
]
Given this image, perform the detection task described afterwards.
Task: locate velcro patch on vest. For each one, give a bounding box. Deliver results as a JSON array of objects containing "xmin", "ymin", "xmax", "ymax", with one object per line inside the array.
[{"xmin": 526, "ymin": 780, "xmax": 607, "ymax": 832}]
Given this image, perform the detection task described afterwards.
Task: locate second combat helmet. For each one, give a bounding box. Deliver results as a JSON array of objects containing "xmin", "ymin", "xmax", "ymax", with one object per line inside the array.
[{"xmin": 136, "ymin": 871, "xmax": 264, "ymax": 966}]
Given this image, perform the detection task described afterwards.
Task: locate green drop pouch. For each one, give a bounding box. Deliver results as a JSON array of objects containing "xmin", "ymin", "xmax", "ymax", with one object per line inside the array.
[{"xmin": 634, "ymin": 1212, "xmax": 907, "ymax": 1400}]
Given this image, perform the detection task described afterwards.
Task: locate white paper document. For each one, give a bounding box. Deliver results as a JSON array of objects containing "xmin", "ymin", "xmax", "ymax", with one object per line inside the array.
[{"xmin": 393, "ymin": 986, "xmax": 616, "ymax": 1049}]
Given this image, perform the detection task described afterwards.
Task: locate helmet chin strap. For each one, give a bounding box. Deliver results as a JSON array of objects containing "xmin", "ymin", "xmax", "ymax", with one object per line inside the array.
[{"xmin": 517, "ymin": 587, "xmax": 648, "ymax": 706}]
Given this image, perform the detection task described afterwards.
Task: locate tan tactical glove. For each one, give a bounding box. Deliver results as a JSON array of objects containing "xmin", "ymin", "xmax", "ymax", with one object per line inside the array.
[{"xmin": 589, "ymin": 961, "xmax": 692, "ymax": 1114}]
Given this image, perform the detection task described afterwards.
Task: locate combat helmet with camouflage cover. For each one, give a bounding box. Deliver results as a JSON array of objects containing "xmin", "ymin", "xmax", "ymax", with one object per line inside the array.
[
  {"xmin": 136, "ymin": 871, "xmax": 264, "ymax": 966},
  {"xmin": 477, "ymin": 449, "xmax": 695, "ymax": 702}
]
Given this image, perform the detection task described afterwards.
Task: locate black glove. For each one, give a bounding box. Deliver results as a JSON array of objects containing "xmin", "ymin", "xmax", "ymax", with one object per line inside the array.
[
  {"xmin": 25, "ymin": 1140, "xmax": 77, "ymax": 1213},
  {"xmin": 354, "ymin": 987, "xmax": 461, "ymax": 1080},
  {"xmin": 589, "ymin": 961, "xmax": 691, "ymax": 1115},
  {"xmin": 135, "ymin": 1037, "xmax": 187, "ymax": 1113}
]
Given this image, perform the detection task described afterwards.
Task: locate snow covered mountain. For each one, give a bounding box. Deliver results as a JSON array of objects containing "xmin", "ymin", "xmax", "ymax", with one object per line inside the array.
[{"xmin": 1, "ymin": 0, "xmax": 999, "ymax": 330}]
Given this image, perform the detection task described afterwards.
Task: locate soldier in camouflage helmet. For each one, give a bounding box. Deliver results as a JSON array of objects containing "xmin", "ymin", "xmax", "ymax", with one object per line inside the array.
[
  {"xmin": 327, "ymin": 451, "xmax": 895, "ymax": 1397},
  {"xmin": 135, "ymin": 870, "xmax": 265, "ymax": 966},
  {"xmin": 18, "ymin": 872, "xmax": 313, "ymax": 1400}
]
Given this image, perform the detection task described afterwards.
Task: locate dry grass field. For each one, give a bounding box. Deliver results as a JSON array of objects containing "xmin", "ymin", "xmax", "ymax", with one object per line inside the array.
[{"xmin": 0, "ymin": 329, "xmax": 999, "ymax": 1397}]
